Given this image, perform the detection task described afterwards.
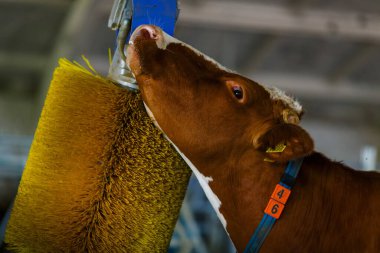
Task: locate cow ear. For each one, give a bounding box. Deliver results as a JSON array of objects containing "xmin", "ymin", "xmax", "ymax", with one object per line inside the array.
[{"xmin": 255, "ymin": 124, "xmax": 314, "ymax": 162}]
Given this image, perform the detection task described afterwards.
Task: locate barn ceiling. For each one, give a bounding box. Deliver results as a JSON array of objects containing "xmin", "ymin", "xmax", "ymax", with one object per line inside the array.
[{"xmin": 1, "ymin": 0, "xmax": 380, "ymax": 135}]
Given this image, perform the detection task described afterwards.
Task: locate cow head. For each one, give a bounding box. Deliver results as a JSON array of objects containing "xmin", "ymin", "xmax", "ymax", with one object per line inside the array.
[{"xmin": 127, "ymin": 25, "xmax": 314, "ymax": 165}]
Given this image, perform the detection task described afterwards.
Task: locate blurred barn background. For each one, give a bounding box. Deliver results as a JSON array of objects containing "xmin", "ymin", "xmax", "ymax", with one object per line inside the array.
[{"xmin": 0, "ymin": 0, "xmax": 379, "ymax": 252}]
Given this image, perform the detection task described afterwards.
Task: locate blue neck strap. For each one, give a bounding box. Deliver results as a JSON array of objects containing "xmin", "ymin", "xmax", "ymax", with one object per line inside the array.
[{"xmin": 243, "ymin": 158, "xmax": 304, "ymax": 253}]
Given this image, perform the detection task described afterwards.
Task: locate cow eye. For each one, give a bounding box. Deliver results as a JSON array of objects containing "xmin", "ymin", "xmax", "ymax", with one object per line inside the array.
[{"xmin": 232, "ymin": 86, "xmax": 244, "ymax": 100}]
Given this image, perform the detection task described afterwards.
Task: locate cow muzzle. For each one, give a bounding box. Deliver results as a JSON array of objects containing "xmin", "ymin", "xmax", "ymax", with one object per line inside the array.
[
  {"xmin": 127, "ymin": 25, "xmax": 170, "ymax": 76},
  {"xmin": 129, "ymin": 25, "xmax": 167, "ymax": 50}
]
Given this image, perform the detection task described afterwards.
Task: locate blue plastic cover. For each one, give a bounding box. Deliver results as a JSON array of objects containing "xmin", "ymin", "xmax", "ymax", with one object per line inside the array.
[{"xmin": 129, "ymin": 0, "xmax": 178, "ymax": 39}]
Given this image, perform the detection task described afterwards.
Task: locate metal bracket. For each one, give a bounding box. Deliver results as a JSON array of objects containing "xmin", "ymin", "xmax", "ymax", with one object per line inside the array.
[
  {"xmin": 108, "ymin": 0, "xmax": 138, "ymax": 91},
  {"xmin": 107, "ymin": 0, "xmax": 179, "ymax": 91}
]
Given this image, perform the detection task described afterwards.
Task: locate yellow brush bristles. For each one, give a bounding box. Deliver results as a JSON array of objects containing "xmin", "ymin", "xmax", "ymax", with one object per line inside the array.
[{"xmin": 5, "ymin": 59, "xmax": 191, "ymax": 252}]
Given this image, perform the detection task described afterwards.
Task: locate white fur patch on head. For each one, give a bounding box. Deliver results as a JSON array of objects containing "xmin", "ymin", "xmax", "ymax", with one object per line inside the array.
[{"xmin": 265, "ymin": 86, "xmax": 303, "ymax": 114}]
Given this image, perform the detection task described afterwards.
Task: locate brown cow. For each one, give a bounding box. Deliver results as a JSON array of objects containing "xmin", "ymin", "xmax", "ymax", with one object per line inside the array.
[{"xmin": 127, "ymin": 25, "xmax": 380, "ymax": 253}]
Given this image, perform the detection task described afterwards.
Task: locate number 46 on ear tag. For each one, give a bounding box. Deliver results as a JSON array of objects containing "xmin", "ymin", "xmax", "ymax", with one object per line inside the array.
[{"xmin": 264, "ymin": 184, "xmax": 291, "ymax": 219}]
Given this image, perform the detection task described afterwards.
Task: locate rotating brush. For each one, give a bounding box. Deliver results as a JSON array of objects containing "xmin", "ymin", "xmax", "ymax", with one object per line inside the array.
[{"xmin": 5, "ymin": 0, "xmax": 191, "ymax": 252}]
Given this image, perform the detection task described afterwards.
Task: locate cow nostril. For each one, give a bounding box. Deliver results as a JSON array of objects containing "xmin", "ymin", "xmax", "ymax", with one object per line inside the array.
[{"xmin": 139, "ymin": 26, "xmax": 159, "ymax": 40}]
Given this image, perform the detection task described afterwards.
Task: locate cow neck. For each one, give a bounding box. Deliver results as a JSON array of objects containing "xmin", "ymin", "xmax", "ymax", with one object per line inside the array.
[
  {"xmin": 243, "ymin": 158, "xmax": 304, "ymax": 253},
  {"xmin": 143, "ymin": 103, "xmax": 296, "ymax": 252},
  {"xmin": 161, "ymin": 138, "xmax": 302, "ymax": 252},
  {"xmin": 191, "ymin": 150, "xmax": 289, "ymax": 252},
  {"xmin": 164, "ymin": 139, "xmax": 294, "ymax": 252},
  {"xmin": 143, "ymin": 103, "xmax": 230, "ymax": 230}
]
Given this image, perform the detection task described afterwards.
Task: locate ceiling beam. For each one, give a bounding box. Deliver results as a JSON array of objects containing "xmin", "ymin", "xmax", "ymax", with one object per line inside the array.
[
  {"xmin": 178, "ymin": 1, "xmax": 380, "ymax": 42},
  {"xmin": 246, "ymin": 72, "xmax": 380, "ymax": 105},
  {"xmin": 328, "ymin": 44, "xmax": 378, "ymax": 82},
  {"xmin": 287, "ymin": 0, "xmax": 316, "ymax": 9}
]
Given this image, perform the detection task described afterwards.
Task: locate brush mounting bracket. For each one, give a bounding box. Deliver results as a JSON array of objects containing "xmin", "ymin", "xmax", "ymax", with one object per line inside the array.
[{"xmin": 108, "ymin": 0, "xmax": 179, "ymax": 91}]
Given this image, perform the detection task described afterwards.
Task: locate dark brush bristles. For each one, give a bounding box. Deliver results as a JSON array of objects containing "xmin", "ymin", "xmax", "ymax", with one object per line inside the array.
[{"xmin": 5, "ymin": 59, "xmax": 191, "ymax": 252}]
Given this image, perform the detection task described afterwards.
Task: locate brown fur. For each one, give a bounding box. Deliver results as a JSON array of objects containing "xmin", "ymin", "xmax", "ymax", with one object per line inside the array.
[{"xmin": 128, "ymin": 26, "xmax": 380, "ymax": 253}]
